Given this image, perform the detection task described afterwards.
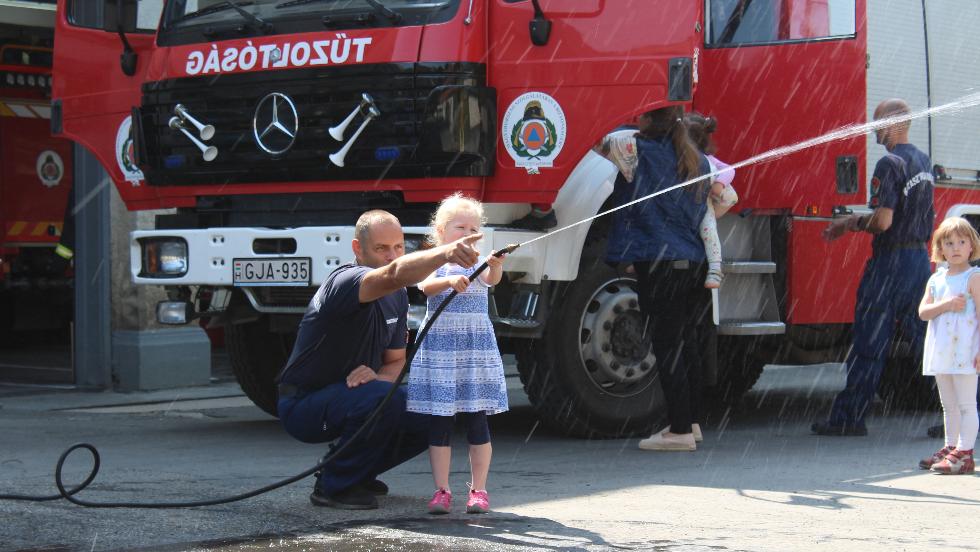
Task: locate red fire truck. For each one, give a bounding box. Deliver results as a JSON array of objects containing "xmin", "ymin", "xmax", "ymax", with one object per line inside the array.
[
  {"xmin": 50, "ymin": 0, "xmax": 980, "ymax": 436},
  {"xmin": 0, "ymin": 44, "xmax": 73, "ymax": 344}
]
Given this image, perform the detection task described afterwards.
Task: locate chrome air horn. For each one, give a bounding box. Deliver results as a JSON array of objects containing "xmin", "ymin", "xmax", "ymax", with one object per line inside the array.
[
  {"xmin": 173, "ymin": 104, "xmax": 215, "ymax": 141},
  {"xmin": 329, "ymin": 105, "xmax": 380, "ymax": 168},
  {"xmin": 329, "ymin": 93, "xmax": 375, "ymax": 141},
  {"xmin": 169, "ymin": 117, "xmax": 218, "ymax": 162}
]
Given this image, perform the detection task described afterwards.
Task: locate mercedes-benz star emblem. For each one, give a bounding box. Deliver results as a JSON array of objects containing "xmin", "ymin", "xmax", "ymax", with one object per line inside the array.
[{"xmin": 253, "ymin": 92, "xmax": 298, "ymax": 155}]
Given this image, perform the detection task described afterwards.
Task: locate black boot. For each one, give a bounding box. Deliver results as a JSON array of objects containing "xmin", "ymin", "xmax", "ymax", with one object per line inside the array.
[
  {"xmin": 310, "ymin": 485, "xmax": 379, "ymax": 510},
  {"xmin": 510, "ymin": 209, "xmax": 557, "ymax": 230}
]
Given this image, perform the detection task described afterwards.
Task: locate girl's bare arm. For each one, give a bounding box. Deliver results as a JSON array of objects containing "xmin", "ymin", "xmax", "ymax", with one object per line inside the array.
[
  {"xmin": 419, "ymin": 274, "xmax": 469, "ymax": 296},
  {"xmin": 919, "ymin": 282, "xmax": 959, "ymax": 320}
]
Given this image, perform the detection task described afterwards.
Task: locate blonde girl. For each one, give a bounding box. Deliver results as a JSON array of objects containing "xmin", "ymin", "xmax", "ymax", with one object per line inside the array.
[{"xmin": 406, "ymin": 193, "xmax": 509, "ymax": 513}]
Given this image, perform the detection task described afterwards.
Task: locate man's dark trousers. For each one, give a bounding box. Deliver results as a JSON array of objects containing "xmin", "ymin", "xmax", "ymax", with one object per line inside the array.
[
  {"xmin": 278, "ymin": 380, "xmax": 428, "ymax": 495},
  {"xmin": 829, "ymin": 248, "xmax": 932, "ymax": 428}
]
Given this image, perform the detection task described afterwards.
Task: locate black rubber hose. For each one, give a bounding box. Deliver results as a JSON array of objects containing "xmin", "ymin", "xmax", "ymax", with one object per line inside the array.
[{"xmin": 0, "ymin": 245, "xmax": 518, "ymax": 508}]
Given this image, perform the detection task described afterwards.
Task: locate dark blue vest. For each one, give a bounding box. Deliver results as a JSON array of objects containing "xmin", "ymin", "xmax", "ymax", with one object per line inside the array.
[{"xmin": 605, "ymin": 136, "xmax": 709, "ymax": 263}]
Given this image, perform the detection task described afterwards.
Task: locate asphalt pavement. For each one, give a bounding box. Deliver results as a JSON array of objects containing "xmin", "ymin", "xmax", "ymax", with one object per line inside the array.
[{"xmin": 1, "ymin": 363, "xmax": 977, "ymax": 552}]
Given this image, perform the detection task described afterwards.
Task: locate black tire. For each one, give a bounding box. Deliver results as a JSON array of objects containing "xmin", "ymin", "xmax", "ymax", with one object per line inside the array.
[
  {"xmin": 879, "ymin": 345, "xmax": 938, "ymax": 411},
  {"xmin": 709, "ymin": 336, "xmax": 778, "ymax": 404},
  {"xmin": 516, "ymin": 246, "xmax": 665, "ymax": 439},
  {"xmin": 225, "ymin": 317, "xmax": 294, "ymax": 417}
]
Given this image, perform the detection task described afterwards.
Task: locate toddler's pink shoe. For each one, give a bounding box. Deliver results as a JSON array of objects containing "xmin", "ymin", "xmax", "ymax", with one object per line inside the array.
[
  {"xmin": 427, "ymin": 489, "xmax": 452, "ymax": 514},
  {"xmin": 919, "ymin": 445, "xmax": 954, "ymax": 469},
  {"xmin": 466, "ymin": 489, "xmax": 490, "ymax": 514},
  {"xmin": 932, "ymin": 449, "xmax": 975, "ymax": 475}
]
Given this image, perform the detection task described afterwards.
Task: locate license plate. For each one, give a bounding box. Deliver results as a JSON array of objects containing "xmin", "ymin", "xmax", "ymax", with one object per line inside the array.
[{"xmin": 233, "ymin": 258, "xmax": 311, "ymax": 286}]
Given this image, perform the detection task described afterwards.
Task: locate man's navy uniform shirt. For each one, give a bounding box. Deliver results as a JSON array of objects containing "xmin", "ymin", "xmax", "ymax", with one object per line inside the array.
[
  {"xmin": 868, "ymin": 143, "xmax": 934, "ymax": 252},
  {"xmin": 277, "ymin": 264, "xmax": 408, "ymax": 390}
]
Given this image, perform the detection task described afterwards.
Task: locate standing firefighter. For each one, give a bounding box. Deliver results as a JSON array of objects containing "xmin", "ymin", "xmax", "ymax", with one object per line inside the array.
[{"xmin": 813, "ymin": 98, "xmax": 935, "ymax": 436}]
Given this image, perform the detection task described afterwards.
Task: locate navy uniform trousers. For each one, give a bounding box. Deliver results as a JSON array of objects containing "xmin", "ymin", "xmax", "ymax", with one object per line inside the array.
[
  {"xmin": 278, "ymin": 380, "xmax": 429, "ymax": 495},
  {"xmin": 829, "ymin": 248, "xmax": 932, "ymax": 427}
]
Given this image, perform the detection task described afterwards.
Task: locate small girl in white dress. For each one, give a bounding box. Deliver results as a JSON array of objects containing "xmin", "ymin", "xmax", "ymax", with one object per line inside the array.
[
  {"xmin": 918, "ymin": 217, "xmax": 980, "ymax": 474},
  {"xmin": 407, "ymin": 193, "xmax": 509, "ymax": 514}
]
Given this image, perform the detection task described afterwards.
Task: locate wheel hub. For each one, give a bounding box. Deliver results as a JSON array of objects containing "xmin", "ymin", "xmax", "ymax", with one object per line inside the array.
[{"xmin": 578, "ymin": 278, "xmax": 657, "ymax": 396}]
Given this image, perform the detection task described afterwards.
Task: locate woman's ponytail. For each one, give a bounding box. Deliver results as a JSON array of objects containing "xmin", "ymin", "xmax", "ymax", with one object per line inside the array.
[
  {"xmin": 639, "ymin": 106, "xmax": 709, "ymax": 202},
  {"xmin": 670, "ymin": 115, "xmax": 708, "ymax": 202}
]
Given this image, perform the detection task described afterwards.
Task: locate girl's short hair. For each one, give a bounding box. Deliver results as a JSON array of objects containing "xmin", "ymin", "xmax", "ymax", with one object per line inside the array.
[
  {"xmin": 684, "ymin": 112, "xmax": 718, "ymax": 155},
  {"xmin": 931, "ymin": 216, "xmax": 980, "ymax": 263},
  {"xmin": 429, "ymin": 192, "xmax": 484, "ymax": 245}
]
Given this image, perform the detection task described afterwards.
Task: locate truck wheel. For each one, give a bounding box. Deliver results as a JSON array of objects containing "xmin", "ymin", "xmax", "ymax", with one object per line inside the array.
[
  {"xmin": 516, "ymin": 250, "xmax": 664, "ymax": 438},
  {"xmin": 710, "ymin": 336, "xmax": 777, "ymax": 403},
  {"xmin": 225, "ymin": 317, "xmax": 293, "ymax": 417},
  {"xmin": 879, "ymin": 348, "xmax": 938, "ymax": 411}
]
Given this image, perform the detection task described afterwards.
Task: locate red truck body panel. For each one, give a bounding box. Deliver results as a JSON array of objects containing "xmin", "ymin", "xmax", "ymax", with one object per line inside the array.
[{"xmin": 0, "ymin": 63, "xmax": 73, "ymax": 251}]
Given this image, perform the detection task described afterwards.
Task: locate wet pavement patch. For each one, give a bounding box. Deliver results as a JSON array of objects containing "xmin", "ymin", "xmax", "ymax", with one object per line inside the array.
[{"xmin": 127, "ymin": 515, "xmax": 671, "ymax": 551}]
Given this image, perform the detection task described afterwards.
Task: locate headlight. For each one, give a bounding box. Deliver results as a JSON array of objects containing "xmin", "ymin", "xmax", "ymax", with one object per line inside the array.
[{"xmin": 141, "ymin": 238, "xmax": 188, "ymax": 277}]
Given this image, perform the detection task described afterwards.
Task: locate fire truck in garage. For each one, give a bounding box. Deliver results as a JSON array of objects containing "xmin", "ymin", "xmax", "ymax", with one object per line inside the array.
[{"xmin": 0, "ymin": 43, "xmax": 73, "ymax": 358}]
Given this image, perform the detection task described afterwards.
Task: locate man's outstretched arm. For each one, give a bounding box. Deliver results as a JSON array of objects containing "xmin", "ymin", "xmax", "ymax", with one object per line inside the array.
[{"xmin": 358, "ymin": 233, "xmax": 483, "ymax": 303}]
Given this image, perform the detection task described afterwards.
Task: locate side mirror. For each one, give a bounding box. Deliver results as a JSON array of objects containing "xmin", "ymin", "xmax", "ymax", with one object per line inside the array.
[
  {"xmin": 529, "ymin": 0, "xmax": 552, "ymax": 46},
  {"xmin": 101, "ymin": 0, "xmax": 140, "ymax": 76}
]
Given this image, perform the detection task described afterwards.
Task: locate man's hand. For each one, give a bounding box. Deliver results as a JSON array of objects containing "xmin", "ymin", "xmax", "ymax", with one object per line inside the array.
[
  {"xmin": 974, "ymin": 352, "xmax": 980, "ymax": 373},
  {"xmin": 449, "ymin": 275, "xmax": 470, "ymax": 292},
  {"xmin": 346, "ymin": 365, "xmax": 378, "ymax": 388},
  {"xmin": 443, "ymin": 233, "xmax": 482, "ymax": 268},
  {"xmin": 946, "ymin": 294, "xmax": 967, "ymax": 313},
  {"xmin": 822, "ymin": 217, "xmax": 850, "ymax": 242}
]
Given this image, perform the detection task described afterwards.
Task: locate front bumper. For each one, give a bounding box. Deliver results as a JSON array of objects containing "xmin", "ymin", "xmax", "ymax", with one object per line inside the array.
[{"xmin": 131, "ymin": 225, "xmax": 548, "ymax": 288}]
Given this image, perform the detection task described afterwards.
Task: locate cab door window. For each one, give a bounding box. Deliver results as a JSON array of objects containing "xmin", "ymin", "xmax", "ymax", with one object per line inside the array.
[
  {"xmin": 67, "ymin": 0, "xmax": 162, "ymax": 32},
  {"xmin": 706, "ymin": 0, "xmax": 855, "ymax": 46}
]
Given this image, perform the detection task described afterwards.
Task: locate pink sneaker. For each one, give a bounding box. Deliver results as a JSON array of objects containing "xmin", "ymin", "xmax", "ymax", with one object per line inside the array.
[
  {"xmin": 466, "ymin": 489, "xmax": 490, "ymax": 514},
  {"xmin": 427, "ymin": 489, "xmax": 451, "ymax": 514}
]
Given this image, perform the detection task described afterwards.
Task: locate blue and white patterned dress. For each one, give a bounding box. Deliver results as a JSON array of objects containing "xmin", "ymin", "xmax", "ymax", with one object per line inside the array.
[{"xmin": 407, "ymin": 262, "xmax": 509, "ymax": 416}]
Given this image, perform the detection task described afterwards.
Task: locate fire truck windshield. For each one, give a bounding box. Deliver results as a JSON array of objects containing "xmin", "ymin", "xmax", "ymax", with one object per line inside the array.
[{"xmin": 160, "ymin": 0, "xmax": 457, "ymax": 45}]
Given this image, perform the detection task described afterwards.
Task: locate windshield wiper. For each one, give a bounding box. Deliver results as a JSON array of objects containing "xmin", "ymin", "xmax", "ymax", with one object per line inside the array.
[
  {"xmin": 365, "ymin": 0, "xmax": 402, "ymax": 22},
  {"xmin": 172, "ymin": 0, "xmax": 273, "ymax": 33},
  {"xmin": 276, "ymin": 0, "xmax": 401, "ymax": 23}
]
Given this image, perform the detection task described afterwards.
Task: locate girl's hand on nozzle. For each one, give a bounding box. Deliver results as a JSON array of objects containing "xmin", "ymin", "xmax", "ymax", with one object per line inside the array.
[
  {"xmin": 486, "ymin": 254, "xmax": 505, "ymax": 269},
  {"xmin": 449, "ymin": 275, "xmax": 470, "ymax": 293}
]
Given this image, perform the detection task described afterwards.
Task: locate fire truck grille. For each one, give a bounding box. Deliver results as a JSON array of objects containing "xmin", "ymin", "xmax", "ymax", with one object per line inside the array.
[{"xmin": 138, "ymin": 62, "xmax": 489, "ymax": 186}]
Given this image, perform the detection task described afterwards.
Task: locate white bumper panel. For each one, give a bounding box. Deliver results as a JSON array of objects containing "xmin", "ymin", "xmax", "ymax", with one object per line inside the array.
[{"xmin": 130, "ymin": 226, "xmax": 553, "ymax": 285}]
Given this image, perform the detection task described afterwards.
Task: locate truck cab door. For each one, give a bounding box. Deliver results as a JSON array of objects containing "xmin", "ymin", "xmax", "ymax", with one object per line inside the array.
[
  {"xmin": 488, "ymin": 0, "xmax": 700, "ymax": 200},
  {"xmin": 53, "ymin": 0, "xmax": 160, "ymax": 185},
  {"xmin": 694, "ymin": 0, "xmax": 867, "ymax": 212}
]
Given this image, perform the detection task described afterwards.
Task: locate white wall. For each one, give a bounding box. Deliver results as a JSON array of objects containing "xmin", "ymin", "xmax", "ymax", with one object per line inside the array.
[
  {"xmin": 923, "ymin": 1, "xmax": 980, "ymax": 177},
  {"xmin": 866, "ymin": 0, "xmax": 929, "ymax": 196}
]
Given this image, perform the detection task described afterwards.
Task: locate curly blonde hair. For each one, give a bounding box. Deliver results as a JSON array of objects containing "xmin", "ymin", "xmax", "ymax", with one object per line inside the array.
[
  {"xmin": 931, "ymin": 216, "xmax": 980, "ymax": 263},
  {"xmin": 429, "ymin": 192, "xmax": 484, "ymax": 245}
]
